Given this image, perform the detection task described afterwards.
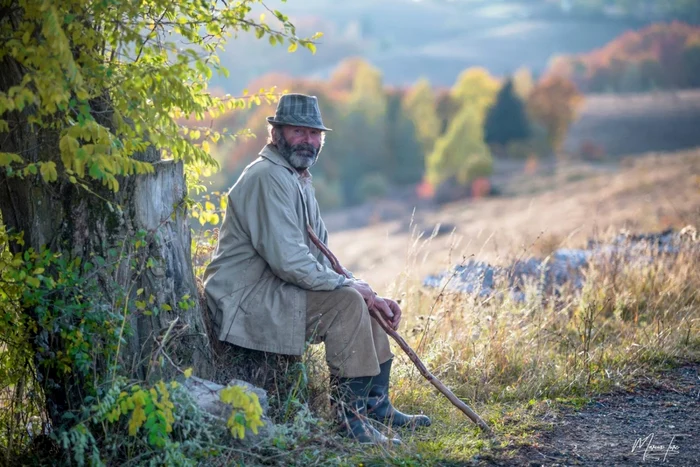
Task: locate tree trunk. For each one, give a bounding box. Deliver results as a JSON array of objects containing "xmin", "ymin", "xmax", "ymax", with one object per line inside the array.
[
  {"xmin": 1, "ymin": 49, "xmax": 299, "ymax": 429},
  {"xmin": 0, "ymin": 54, "xmax": 213, "ymax": 427}
]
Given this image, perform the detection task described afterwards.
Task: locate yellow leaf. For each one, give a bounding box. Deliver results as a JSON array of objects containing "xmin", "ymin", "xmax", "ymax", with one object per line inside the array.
[
  {"xmin": 0, "ymin": 152, "xmax": 23, "ymax": 167},
  {"xmin": 184, "ymin": 368, "xmax": 193, "ymax": 378},
  {"xmin": 33, "ymin": 268, "xmax": 45, "ymax": 275},
  {"xmin": 39, "ymin": 161, "xmax": 58, "ymax": 182},
  {"xmin": 25, "ymin": 276, "xmax": 40, "ymax": 288},
  {"xmin": 128, "ymin": 404, "xmax": 146, "ymax": 435}
]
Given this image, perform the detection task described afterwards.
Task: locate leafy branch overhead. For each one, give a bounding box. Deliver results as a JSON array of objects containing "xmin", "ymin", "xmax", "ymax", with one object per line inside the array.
[{"xmin": 0, "ymin": 0, "xmax": 321, "ymax": 191}]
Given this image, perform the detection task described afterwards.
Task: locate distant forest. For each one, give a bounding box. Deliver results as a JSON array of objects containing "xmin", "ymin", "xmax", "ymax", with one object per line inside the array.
[
  {"xmin": 199, "ymin": 21, "xmax": 700, "ymax": 212},
  {"xmin": 547, "ymin": 22, "xmax": 700, "ymax": 92}
]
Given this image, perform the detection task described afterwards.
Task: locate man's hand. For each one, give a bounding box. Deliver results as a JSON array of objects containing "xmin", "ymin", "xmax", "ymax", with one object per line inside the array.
[
  {"xmin": 348, "ymin": 281, "xmax": 402, "ymax": 330},
  {"xmin": 348, "ymin": 280, "xmax": 375, "ymax": 303},
  {"xmin": 377, "ymin": 297, "xmax": 402, "ymax": 330}
]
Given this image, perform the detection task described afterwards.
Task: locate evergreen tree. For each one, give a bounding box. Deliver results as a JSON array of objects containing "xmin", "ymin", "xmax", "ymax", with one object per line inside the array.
[
  {"xmin": 386, "ymin": 92, "xmax": 424, "ymax": 185},
  {"xmin": 484, "ymin": 79, "xmax": 532, "ymax": 146}
]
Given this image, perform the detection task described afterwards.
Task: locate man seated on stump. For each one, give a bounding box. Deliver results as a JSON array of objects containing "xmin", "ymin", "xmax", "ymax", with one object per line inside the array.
[{"xmin": 203, "ymin": 93, "xmax": 431, "ymax": 444}]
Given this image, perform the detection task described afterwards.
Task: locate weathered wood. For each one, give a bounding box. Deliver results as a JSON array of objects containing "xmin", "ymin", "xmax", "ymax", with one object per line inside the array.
[{"xmin": 1, "ymin": 47, "xmax": 213, "ymax": 422}]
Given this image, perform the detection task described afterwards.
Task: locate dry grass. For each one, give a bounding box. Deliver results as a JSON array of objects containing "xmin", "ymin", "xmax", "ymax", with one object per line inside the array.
[
  {"xmin": 330, "ymin": 149, "xmax": 700, "ymax": 293},
  {"xmin": 297, "ymin": 219, "xmax": 700, "ymax": 466},
  {"xmin": 279, "ymin": 148, "xmax": 700, "ymax": 464}
]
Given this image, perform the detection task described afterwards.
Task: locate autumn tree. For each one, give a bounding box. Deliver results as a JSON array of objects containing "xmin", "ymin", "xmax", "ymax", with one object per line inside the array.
[
  {"xmin": 426, "ymin": 105, "xmax": 493, "ymax": 189},
  {"xmin": 425, "ymin": 67, "xmax": 497, "ymax": 189},
  {"xmin": 450, "ymin": 67, "xmax": 500, "ymax": 120},
  {"xmin": 326, "ymin": 60, "xmax": 390, "ymax": 205},
  {"xmin": 385, "ymin": 90, "xmax": 424, "ymax": 185},
  {"xmin": 0, "ymin": 0, "xmax": 316, "ymax": 453},
  {"xmin": 512, "ymin": 67, "xmax": 535, "ymax": 100},
  {"xmin": 545, "ymin": 22, "xmax": 700, "ymax": 92},
  {"xmin": 527, "ymin": 76, "xmax": 584, "ymax": 154},
  {"xmin": 402, "ymin": 78, "xmax": 441, "ymax": 156}
]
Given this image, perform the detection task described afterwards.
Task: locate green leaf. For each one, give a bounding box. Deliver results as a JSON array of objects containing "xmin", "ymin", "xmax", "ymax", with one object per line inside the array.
[{"xmin": 0, "ymin": 152, "xmax": 23, "ymax": 167}]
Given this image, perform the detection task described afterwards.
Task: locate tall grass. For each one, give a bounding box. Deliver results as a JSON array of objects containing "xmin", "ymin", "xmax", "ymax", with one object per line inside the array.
[{"xmin": 298, "ymin": 228, "xmax": 700, "ymax": 464}]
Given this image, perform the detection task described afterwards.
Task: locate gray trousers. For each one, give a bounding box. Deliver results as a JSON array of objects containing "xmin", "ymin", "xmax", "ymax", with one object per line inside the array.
[{"xmin": 306, "ymin": 287, "xmax": 393, "ymax": 378}]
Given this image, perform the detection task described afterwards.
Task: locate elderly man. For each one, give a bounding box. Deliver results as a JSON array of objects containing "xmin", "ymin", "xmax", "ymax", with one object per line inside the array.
[{"xmin": 204, "ymin": 94, "xmax": 430, "ymax": 444}]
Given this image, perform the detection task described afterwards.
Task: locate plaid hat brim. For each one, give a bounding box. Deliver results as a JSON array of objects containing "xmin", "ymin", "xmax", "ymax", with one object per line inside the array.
[{"xmin": 266, "ymin": 115, "xmax": 332, "ymax": 132}]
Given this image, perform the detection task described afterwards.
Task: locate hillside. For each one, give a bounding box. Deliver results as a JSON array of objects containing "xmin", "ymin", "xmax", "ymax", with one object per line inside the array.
[
  {"xmin": 327, "ymin": 147, "xmax": 700, "ymax": 292},
  {"xmin": 564, "ymin": 90, "xmax": 700, "ymax": 156}
]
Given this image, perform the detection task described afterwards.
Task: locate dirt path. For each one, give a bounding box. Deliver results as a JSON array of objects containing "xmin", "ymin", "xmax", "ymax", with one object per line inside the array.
[{"xmin": 492, "ymin": 363, "xmax": 699, "ymax": 466}]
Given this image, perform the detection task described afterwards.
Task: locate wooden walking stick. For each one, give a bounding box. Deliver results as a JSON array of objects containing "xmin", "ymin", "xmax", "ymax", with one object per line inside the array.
[{"xmin": 306, "ymin": 225, "xmax": 492, "ymax": 434}]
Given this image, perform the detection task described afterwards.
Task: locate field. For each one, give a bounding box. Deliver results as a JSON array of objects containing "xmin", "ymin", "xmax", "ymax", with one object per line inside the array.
[
  {"xmin": 322, "ymin": 88, "xmax": 700, "ymax": 292},
  {"xmin": 269, "ymin": 78, "xmax": 700, "ymax": 465},
  {"xmin": 291, "ymin": 146, "xmax": 700, "ymax": 465},
  {"xmin": 328, "ymin": 148, "xmax": 700, "ymax": 293}
]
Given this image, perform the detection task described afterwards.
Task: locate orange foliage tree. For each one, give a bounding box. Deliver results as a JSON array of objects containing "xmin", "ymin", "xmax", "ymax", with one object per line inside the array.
[
  {"xmin": 547, "ymin": 22, "xmax": 700, "ymax": 92},
  {"xmin": 527, "ymin": 76, "xmax": 583, "ymax": 154}
]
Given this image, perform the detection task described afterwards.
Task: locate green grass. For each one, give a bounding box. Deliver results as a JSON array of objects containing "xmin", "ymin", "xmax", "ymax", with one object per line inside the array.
[{"xmin": 237, "ymin": 235, "xmax": 700, "ymax": 466}]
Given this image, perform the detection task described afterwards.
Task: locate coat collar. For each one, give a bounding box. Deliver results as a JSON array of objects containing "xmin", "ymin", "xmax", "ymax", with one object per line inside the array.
[{"xmin": 260, "ymin": 144, "xmax": 312, "ymax": 183}]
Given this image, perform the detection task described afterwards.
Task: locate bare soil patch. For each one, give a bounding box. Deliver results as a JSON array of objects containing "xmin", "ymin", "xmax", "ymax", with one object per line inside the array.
[{"xmin": 488, "ymin": 363, "xmax": 700, "ymax": 467}]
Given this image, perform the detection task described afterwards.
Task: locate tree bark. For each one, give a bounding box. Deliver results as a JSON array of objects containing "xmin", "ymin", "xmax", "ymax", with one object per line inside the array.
[{"xmin": 0, "ymin": 54, "xmax": 213, "ymax": 427}]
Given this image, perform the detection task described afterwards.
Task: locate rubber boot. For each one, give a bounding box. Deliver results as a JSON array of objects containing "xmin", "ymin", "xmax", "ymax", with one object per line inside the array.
[
  {"xmin": 366, "ymin": 359, "xmax": 431, "ymax": 428},
  {"xmin": 330, "ymin": 375, "xmax": 401, "ymax": 445}
]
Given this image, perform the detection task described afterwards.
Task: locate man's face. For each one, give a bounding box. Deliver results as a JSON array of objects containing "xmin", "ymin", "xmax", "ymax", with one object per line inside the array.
[{"xmin": 276, "ymin": 125, "xmax": 323, "ymax": 170}]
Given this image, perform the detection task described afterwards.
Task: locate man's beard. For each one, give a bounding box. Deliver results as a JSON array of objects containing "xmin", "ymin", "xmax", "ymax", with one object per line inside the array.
[{"xmin": 276, "ymin": 133, "xmax": 322, "ymax": 170}]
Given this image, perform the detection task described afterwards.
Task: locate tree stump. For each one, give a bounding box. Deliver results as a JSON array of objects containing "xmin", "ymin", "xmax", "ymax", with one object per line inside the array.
[{"xmin": 197, "ymin": 286, "xmax": 304, "ymax": 420}]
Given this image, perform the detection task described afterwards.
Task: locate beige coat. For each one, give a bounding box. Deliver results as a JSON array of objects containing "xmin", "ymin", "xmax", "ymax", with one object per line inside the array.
[{"xmin": 203, "ymin": 145, "xmax": 350, "ymax": 355}]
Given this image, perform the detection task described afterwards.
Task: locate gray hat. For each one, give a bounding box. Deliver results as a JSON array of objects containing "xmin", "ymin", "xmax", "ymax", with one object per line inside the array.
[{"xmin": 266, "ymin": 93, "xmax": 332, "ymax": 131}]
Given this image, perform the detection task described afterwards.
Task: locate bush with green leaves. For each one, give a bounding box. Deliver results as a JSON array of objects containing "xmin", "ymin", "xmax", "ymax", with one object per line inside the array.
[{"xmin": 0, "ymin": 0, "xmax": 316, "ymax": 463}]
